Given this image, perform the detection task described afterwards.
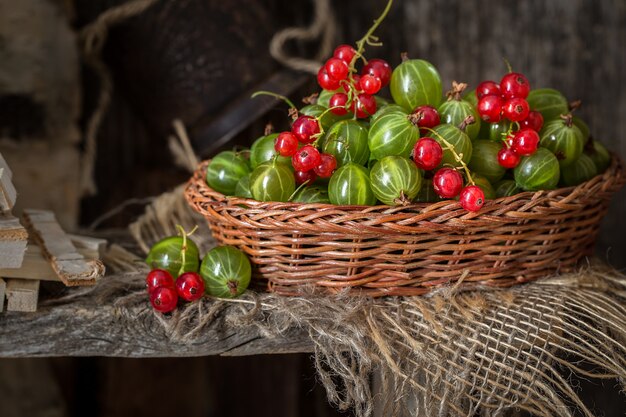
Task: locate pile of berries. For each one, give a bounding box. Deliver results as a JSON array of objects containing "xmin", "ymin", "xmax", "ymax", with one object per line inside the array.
[{"xmin": 145, "ymin": 269, "xmax": 204, "ymax": 313}]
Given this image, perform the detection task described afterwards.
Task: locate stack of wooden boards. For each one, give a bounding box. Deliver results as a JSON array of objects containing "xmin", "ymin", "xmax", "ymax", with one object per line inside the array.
[{"xmin": 0, "ymin": 153, "xmax": 105, "ymax": 312}]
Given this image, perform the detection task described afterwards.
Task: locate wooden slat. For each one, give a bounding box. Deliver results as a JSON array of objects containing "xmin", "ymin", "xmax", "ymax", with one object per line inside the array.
[
  {"xmin": 68, "ymin": 234, "xmax": 107, "ymax": 260},
  {"xmin": 0, "ymin": 152, "xmax": 16, "ymax": 212},
  {"xmin": 0, "ymin": 278, "xmax": 5, "ymax": 313},
  {"xmin": 5, "ymin": 279, "xmax": 39, "ymax": 312},
  {"xmin": 0, "ymin": 213, "xmax": 28, "ymax": 269},
  {"xmin": 22, "ymin": 210, "xmax": 104, "ymax": 286}
]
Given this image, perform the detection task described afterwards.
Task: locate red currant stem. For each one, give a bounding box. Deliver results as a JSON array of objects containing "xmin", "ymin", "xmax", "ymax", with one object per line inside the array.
[
  {"xmin": 251, "ymin": 91, "xmax": 297, "ymax": 114},
  {"xmin": 503, "ymin": 57, "xmax": 513, "ymax": 73},
  {"xmin": 348, "ymin": 0, "xmax": 394, "ymax": 72},
  {"xmin": 422, "ymin": 127, "xmax": 475, "ymax": 186},
  {"xmin": 501, "ymin": 122, "xmax": 520, "ymax": 147},
  {"xmin": 311, "ymin": 106, "xmax": 343, "ymax": 143}
]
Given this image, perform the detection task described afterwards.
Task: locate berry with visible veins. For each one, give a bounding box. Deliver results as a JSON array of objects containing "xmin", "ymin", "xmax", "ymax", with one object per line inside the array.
[
  {"xmin": 150, "ymin": 286, "xmax": 178, "ymax": 313},
  {"xmin": 274, "ymin": 132, "xmax": 299, "ymax": 157},
  {"xmin": 459, "ymin": 185, "xmax": 485, "ymax": 212},
  {"xmin": 291, "ymin": 115, "xmax": 321, "ymax": 144},
  {"xmin": 433, "ymin": 168, "xmax": 463, "ymax": 198},
  {"xmin": 176, "ymin": 272, "xmax": 205, "ymax": 302},
  {"xmin": 412, "ymin": 137, "xmax": 443, "ymax": 171}
]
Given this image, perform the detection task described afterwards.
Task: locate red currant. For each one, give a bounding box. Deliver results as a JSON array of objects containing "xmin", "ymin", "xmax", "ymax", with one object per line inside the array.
[
  {"xmin": 359, "ymin": 74, "xmax": 382, "ymax": 95},
  {"xmin": 412, "ymin": 105, "xmax": 441, "ymax": 135},
  {"xmin": 150, "ymin": 286, "xmax": 178, "ymax": 313},
  {"xmin": 476, "ymin": 80, "xmax": 501, "ymax": 99},
  {"xmin": 314, "ymin": 153, "xmax": 337, "ymax": 178},
  {"xmin": 352, "ymin": 93, "xmax": 377, "ymax": 118},
  {"xmin": 317, "ymin": 67, "xmax": 340, "ymax": 90},
  {"xmin": 325, "ymin": 58, "xmax": 349, "ymax": 81},
  {"xmin": 292, "ymin": 145, "xmax": 322, "ymax": 172},
  {"xmin": 291, "ymin": 115, "xmax": 321, "ymax": 144},
  {"xmin": 433, "ymin": 168, "xmax": 463, "ymax": 198},
  {"xmin": 511, "ymin": 128, "xmax": 540, "ymax": 156},
  {"xmin": 329, "ymin": 93, "xmax": 349, "ymax": 115},
  {"xmin": 497, "ymin": 147, "xmax": 521, "ymax": 168},
  {"xmin": 477, "ymin": 95, "xmax": 504, "ymax": 123},
  {"xmin": 274, "ymin": 132, "xmax": 299, "ymax": 157},
  {"xmin": 520, "ymin": 110, "xmax": 544, "ymax": 132},
  {"xmin": 459, "ymin": 185, "xmax": 485, "ymax": 212},
  {"xmin": 342, "ymin": 74, "xmax": 361, "ymax": 93},
  {"xmin": 294, "ymin": 169, "xmax": 317, "ymax": 185},
  {"xmin": 500, "ymin": 72, "xmax": 530, "ymax": 99},
  {"xmin": 362, "ymin": 59, "xmax": 392, "ymax": 87},
  {"xmin": 176, "ymin": 272, "xmax": 205, "ymax": 302},
  {"xmin": 333, "ymin": 44, "xmax": 356, "ymax": 64},
  {"xmin": 412, "ymin": 137, "xmax": 443, "ymax": 171},
  {"xmin": 146, "ymin": 269, "xmax": 174, "ymax": 294},
  {"xmin": 502, "ymin": 97, "xmax": 530, "ymax": 122}
]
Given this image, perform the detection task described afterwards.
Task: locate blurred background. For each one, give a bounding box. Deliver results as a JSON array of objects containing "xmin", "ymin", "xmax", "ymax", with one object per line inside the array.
[{"xmin": 0, "ymin": 0, "xmax": 624, "ymax": 416}]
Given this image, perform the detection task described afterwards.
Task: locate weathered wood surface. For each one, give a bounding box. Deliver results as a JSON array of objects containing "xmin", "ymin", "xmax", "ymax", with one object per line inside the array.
[
  {"xmin": 0, "ymin": 273, "xmax": 312, "ymax": 357},
  {"xmin": 5, "ymin": 279, "xmax": 39, "ymax": 312},
  {"xmin": 0, "ymin": 213, "xmax": 27, "ymax": 269}
]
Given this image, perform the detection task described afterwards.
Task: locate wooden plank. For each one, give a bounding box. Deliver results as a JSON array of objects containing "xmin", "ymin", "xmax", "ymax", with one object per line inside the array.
[
  {"xmin": 0, "ymin": 278, "xmax": 5, "ymax": 313},
  {"xmin": 0, "ymin": 213, "xmax": 28, "ymax": 269},
  {"xmin": 22, "ymin": 209, "xmax": 104, "ymax": 286},
  {"xmin": 0, "ymin": 273, "xmax": 312, "ymax": 357},
  {"xmin": 5, "ymin": 279, "xmax": 39, "ymax": 312},
  {"xmin": 0, "ymin": 152, "xmax": 16, "ymax": 211},
  {"xmin": 68, "ymin": 234, "xmax": 107, "ymax": 260}
]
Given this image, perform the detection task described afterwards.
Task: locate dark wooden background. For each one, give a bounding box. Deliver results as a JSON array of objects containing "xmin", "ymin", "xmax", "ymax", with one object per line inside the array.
[{"xmin": 2, "ymin": 1, "xmax": 625, "ymax": 416}]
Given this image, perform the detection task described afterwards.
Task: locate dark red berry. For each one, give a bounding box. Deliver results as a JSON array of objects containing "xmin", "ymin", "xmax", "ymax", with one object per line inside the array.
[
  {"xmin": 477, "ymin": 95, "xmax": 504, "ymax": 123},
  {"xmin": 412, "ymin": 105, "xmax": 441, "ymax": 135},
  {"xmin": 362, "ymin": 59, "xmax": 392, "ymax": 87},
  {"xmin": 325, "ymin": 58, "xmax": 349, "ymax": 81},
  {"xmin": 476, "ymin": 81, "xmax": 500, "ymax": 99},
  {"xmin": 314, "ymin": 153, "xmax": 337, "ymax": 178},
  {"xmin": 511, "ymin": 128, "xmax": 540, "ymax": 156},
  {"xmin": 520, "ymin": 110, "xmax": 544, "ymax": 132},
  {"xmin": 433, "ymin": 168, "xmax": 463, "ymax": 199},
  {"xmin": 412, "ymin": 137, "xmax": 443, "ymax": 171},
  {"xmin": 500, "ymin": 72, "xmax": 530, "ymax": 99},
  {"xmin": 333, "ymin": 44, "xmax": 356, "ymax": 64},
  {"xmin": 329, "ymin": 93, "xmax": 349, "ymax": 115},
  {"xmin": 352, "ymin": 93, "xmax": 377, "ymax": 118},
  {"xmin": 292, "ymin": 145, "xmax": 322, "ymax": 172},
  {"xmin": 294, "ymin": 170, "xmax": 317, "ymax": 185},
  {"xmin": 359, "ymin": 74, "xmax": 382, "ymax": 95},
  {"xmin": 176, "ymin": 272, "xmax": 205, "ymax": 302},
  {"xmin": 459, "ymin": 185, "xmax": 485, "ymax": 212},
  {"xmin": 497, "ymin": 147, "xmax": 521, "ymax": 168},
  {"xmin": 317, "ymin": 67, "xmax": 340, "ymax": 90},
  {"xmin": 274, "ymin": 132, "xmax": 299, "ymax": 157},
  {"xmin": 291, "ymin": 115, "xmax": 321, "ymax": 144},
  {"xmin": 146, "ymin": 269, "xmax": 175, "ymax": 294},
  {"xmin": 150, "ymin": 286, "xmax": 178, "ymax": 313},
  {"xmin": 502, "ymin": 97, "xmax": 530, "ymax": 122}
]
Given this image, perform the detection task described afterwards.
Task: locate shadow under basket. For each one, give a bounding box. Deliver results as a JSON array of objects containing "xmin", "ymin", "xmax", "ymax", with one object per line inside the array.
[{"xmin": 185, "ymin": 156, "xmax": 625, "ymax": 297}]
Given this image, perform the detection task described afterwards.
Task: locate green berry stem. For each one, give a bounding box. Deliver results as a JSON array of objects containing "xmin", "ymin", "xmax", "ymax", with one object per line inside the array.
[
  {"xmin": 348, "ymin": 0, "xmax": 393, "ymax": 71},
  {"xmin": 175, "ymin": 224, "xmax": 198, "ymax": 277},
  {"xmin": 423, "ymin": 127, "xmax": 475, "ymax": 186},
  {"xmin": 503, "ymin": 57, "xmax": 513, "ymax": 73},
  {"xmin": 251, "ymin": 91, "xmax": 297, "ymax": 114}
]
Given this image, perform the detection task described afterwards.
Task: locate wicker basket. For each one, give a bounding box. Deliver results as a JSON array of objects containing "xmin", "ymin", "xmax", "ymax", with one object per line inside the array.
[{"xmin": 184, "ymin": 156, "xmax": 625, "ymax": 297}]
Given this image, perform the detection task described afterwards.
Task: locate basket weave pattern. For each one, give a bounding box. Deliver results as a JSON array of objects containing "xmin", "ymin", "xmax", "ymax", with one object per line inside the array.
[{"xmin": 185, "ymin": 157, "xmax": 625, "ymax": 297}]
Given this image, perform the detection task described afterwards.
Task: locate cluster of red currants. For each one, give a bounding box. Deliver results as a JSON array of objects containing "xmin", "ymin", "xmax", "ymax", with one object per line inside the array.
[
  {"xmin": 274, "ymin": 116, "xmax": 337, "ymax": 184},
  {"xmin": 145, "ymin": 269, "xmax": 205, "ymax": 313},
  {"xmin": 476, "ymin": 73, "xmax": 544, "ymax": 169},
  {"xmin": 318, "ymin": 44, "xmax": 392, "ymax": 118}
]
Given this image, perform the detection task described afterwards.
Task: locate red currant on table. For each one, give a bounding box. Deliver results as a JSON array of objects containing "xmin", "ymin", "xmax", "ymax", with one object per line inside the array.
[
  {"xmin": 146, "ymin": 269, "xmax": 174, "ymax": 293},
  {"xmin": 333, "ymin": 44, "xmax": 356, "ymax": 64},
  {"xmin": 412, "ymin": 137, "xmax": 443, "ymax": 171},
  {"xmin": 292, "ymin": 145, "xmax": 322, "ymax": 172},
  {"xmin": 412, "ymin": 105, "xmax": 441, "ymax": 135},
  {"xmin": 176, "ymin": 272, "xmax": 205, "ymax": 302},
  {"xmin": 314, "ymin": 153, "xmax": 337, "ymax": 178},
  {"xmin": 150, "ymin": 286, "xmax": 178, "ymax": 313},
  {"xmin": 500, "ymin": 72, "xmax": 530, "ymax": 99},
  {"xmin": 329, "ymin": 93, "xmax": 349, "ymax": 115},
  {"xmin": 433, "ymin": 168, "xmax": 463, "ymax": 198},
  {"xmin": 352, "ymin": 93, "xmax": 377, "ymax": 118},
  {"xmin": 274, "ymin": 132, "xmax": 299, "ymax": 157},
  {"xmin": 359, "ymin": 74, "xmax": 382, "ymax": 95},
  {"xmin": 511, "ymin": 128, "xmax": 540, "ymax": 156},
  {"xmin": 291, "ymin": 115, "xmax": 321, "ymax": 144},
  {"xmin": 520, "ymin": 110, "xmax": 544, "ymax": 132},
  {"xmin": 459, "ymin": 185, "xmax": 485, "ymax": 212},
  {"xmin": 502, "ymin": 97, "xmax": 530, "ymax": 122},
  {"xmin": 477, "ymin": 95, "xmax": 504, "ymax": 122},
  {"xmin": 317, "ymin": 67, "xmax": 340, "ymax": 90},
  {"xmin": 497, "ymin": 147, "xmax": 521, "ymax": 168},
  {"xmin": 476, "ymin": 80, "xmax": 501, "ymax": 99},
  {"xmin": 325, "ymin": 58, "xmax": 349, "ymax": 81},
  {"xmin": 294, "ymin": 169, "xmax": 317, "ymax": 185},
  {"xmin": 362, "ymin": 58, "xmax": 392, "ymax": 87}
]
